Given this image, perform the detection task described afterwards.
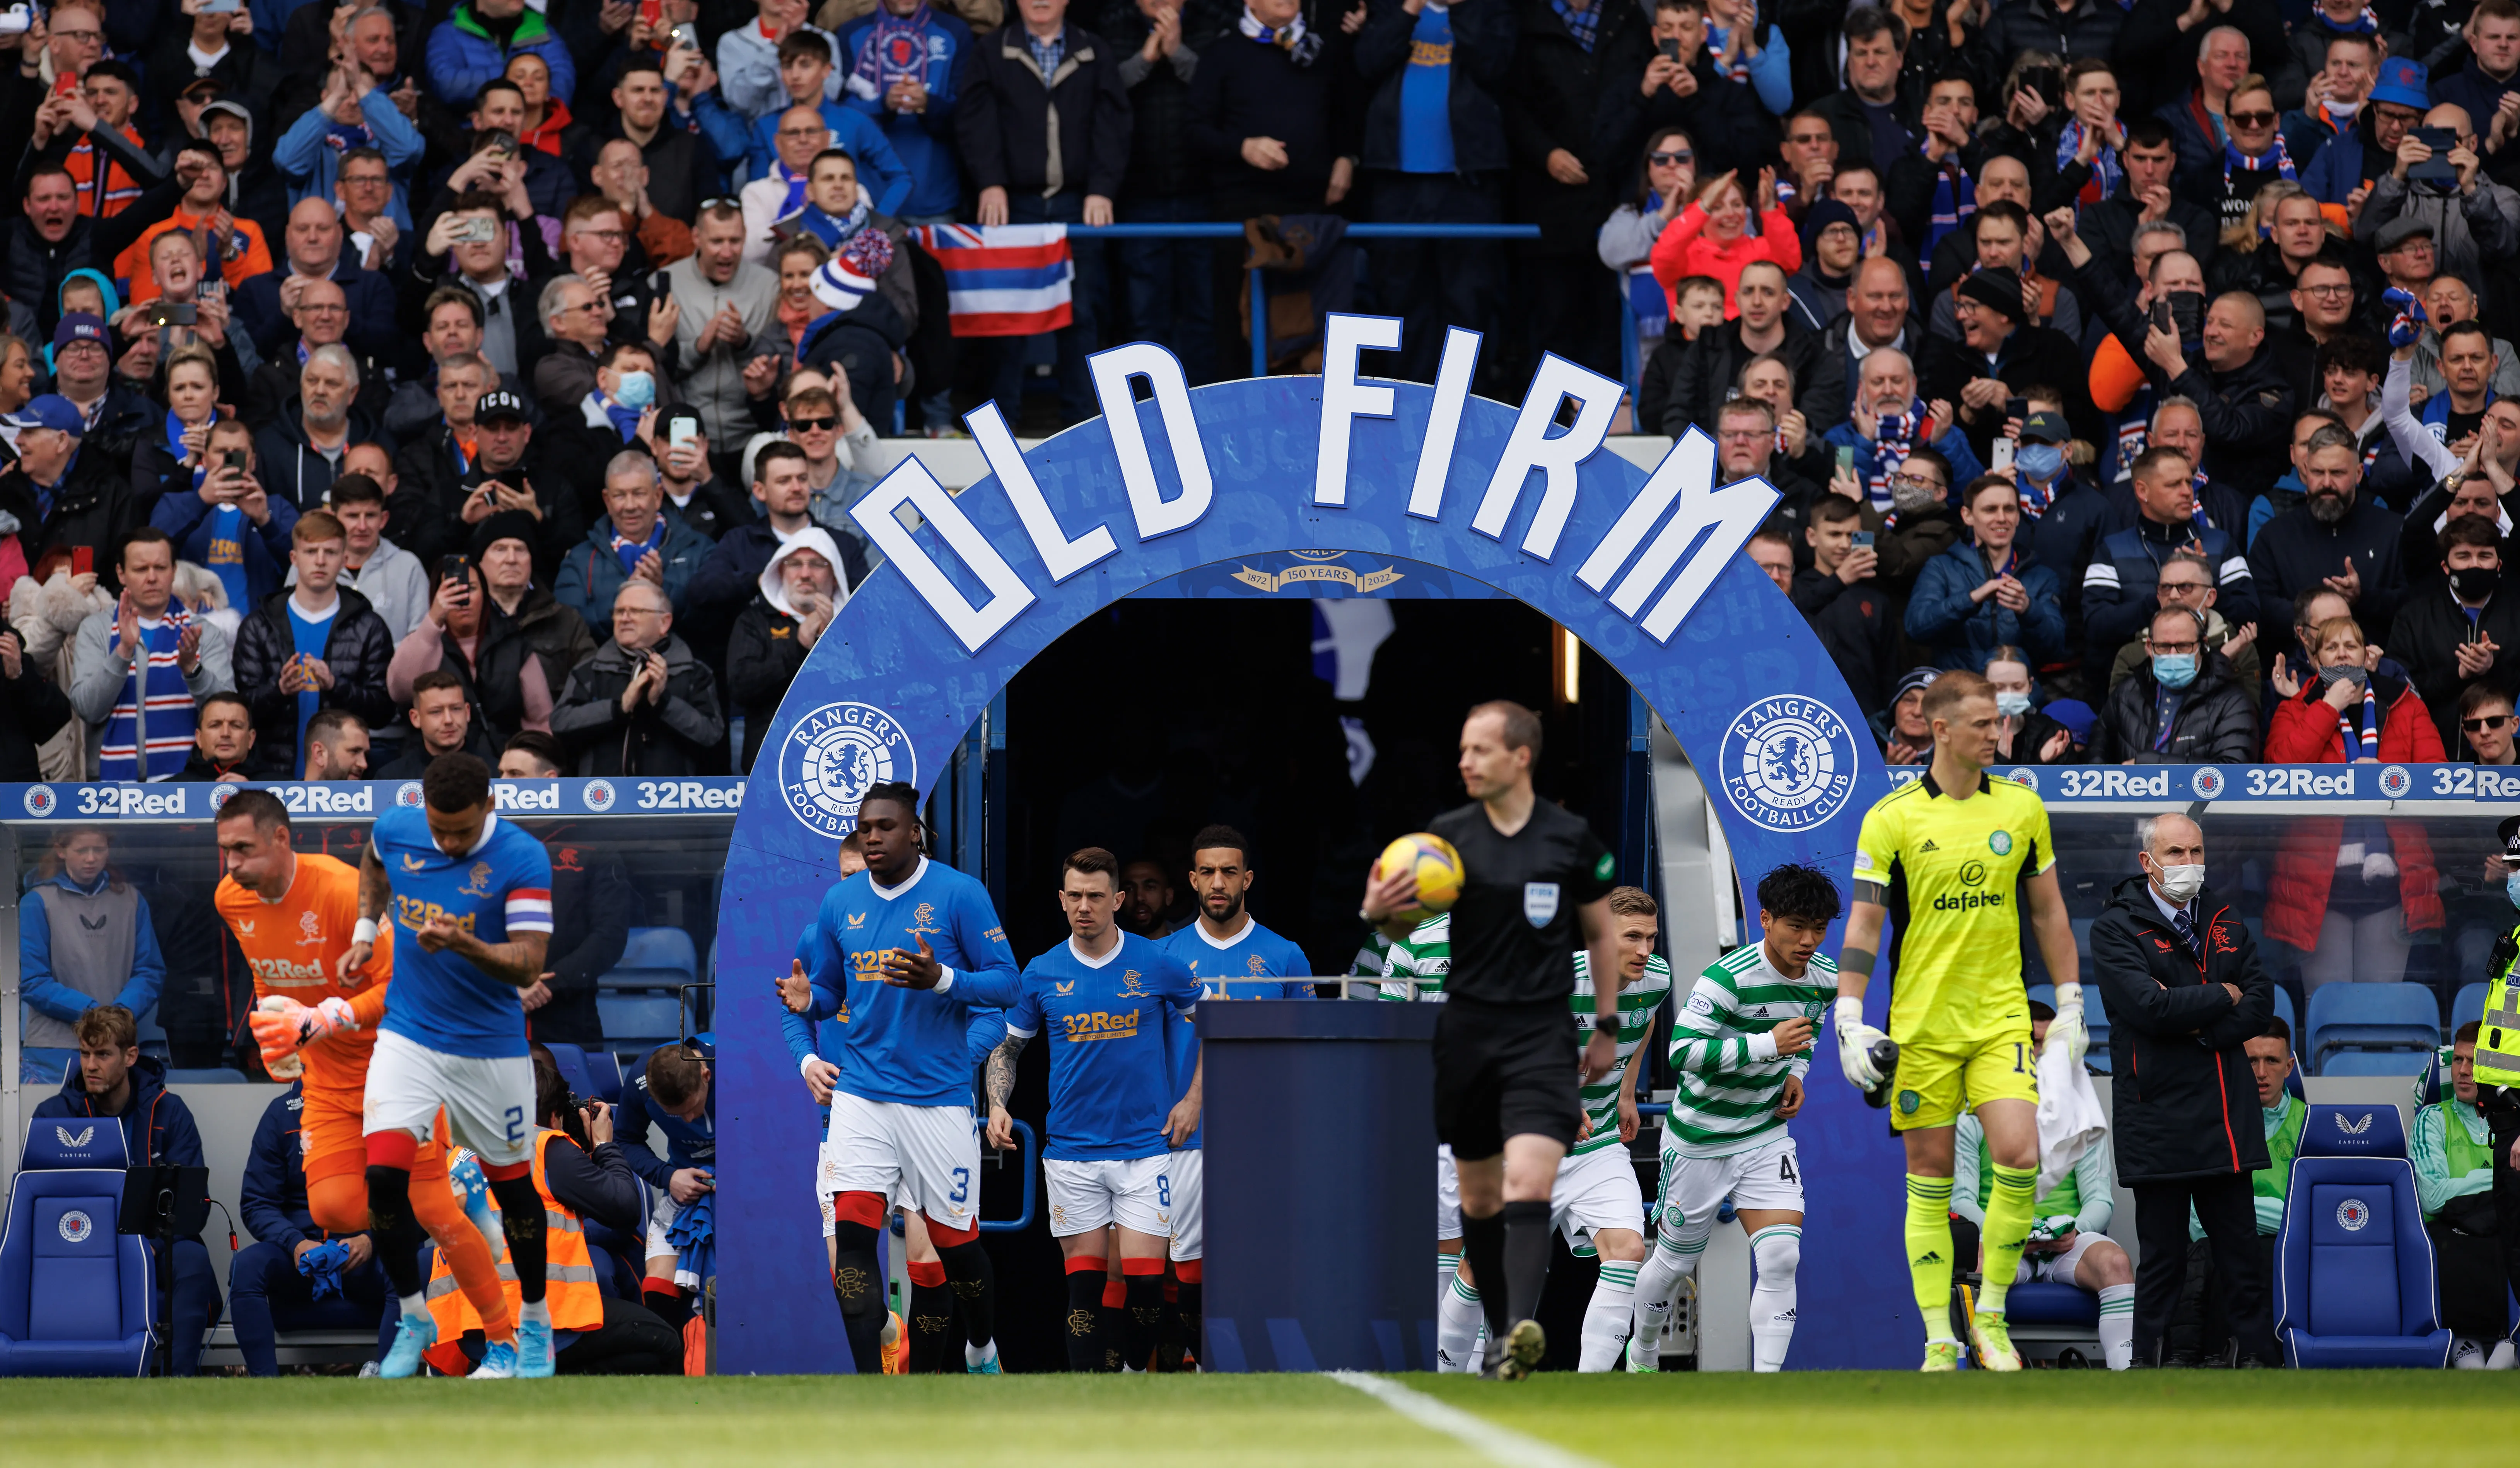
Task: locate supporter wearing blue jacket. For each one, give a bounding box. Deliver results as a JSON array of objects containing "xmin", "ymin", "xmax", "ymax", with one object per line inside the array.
[
  {"xmin": 1904, "ymin": 475, "xmax": 2069, "ymax": 672},
  {"xmin": 33, "ymin": 1011, "xmax": 220, "ymax": 1376},
  {"xmin": 152, "ymin": 462, "xmax": 303, "ymax": 610},
  {"xmin": 744, "ymin": 99, "xmax": 916, "ymax": 214},
  {"xmin": 231, "ymin": 1083, "xmax": 388, "ymax": 1377},
  {"xmin": 424, "ymin": 0, "xmax": 579, "ymax": 107},
  {"xmin": 270, "ymin": 85, "xmax": 426, "ymax": 224},
  {"xmin": 835, "ymin": 0, "xmax": 976, "ymax": 220},
  {"xmin": 2082, "ymin": 446, "xmax": 2263, "ymax": 668}
]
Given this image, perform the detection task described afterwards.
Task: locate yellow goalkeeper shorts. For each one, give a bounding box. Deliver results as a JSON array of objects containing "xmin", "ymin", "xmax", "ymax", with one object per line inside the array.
[{"xmin": 1887, "ymin": 1030, "xmax": 2038, "ymax": 1132}]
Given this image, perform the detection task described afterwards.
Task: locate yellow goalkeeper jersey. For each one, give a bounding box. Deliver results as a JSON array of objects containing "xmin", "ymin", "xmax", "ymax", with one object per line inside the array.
[{"xmin": 1851, "ymin": 769, "xmax": 2054, "ymax": 1049}]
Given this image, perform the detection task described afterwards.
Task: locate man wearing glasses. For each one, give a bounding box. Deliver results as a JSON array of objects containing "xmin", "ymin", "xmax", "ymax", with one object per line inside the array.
[
  {"xmin": 2356, "ymin": 101, "xmax": 2520, "ymax": 295},
  {"xmin": 235, "ymin": 198, "xmax": 400, "ymax": 365},
  {"xmin": 2456, "ymin": 686, "xmax": 2519, "ymax": 765},
  {"xmin": 552, "ymin": 198, "xmax": 674, "ymax": 357},
  {"xmin": 2085, "ymin": 444, "xmax": 2261, "ymax": 671},
  {"xmin": 2104, "ymin": 548, "xmax": 2261, "ymax": 702}
]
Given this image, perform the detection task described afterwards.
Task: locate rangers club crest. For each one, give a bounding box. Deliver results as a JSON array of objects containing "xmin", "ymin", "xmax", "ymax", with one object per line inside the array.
[
  {"xmin": 22, "ymin": 784, "xmax": 55, "ymax": 817},
  {"xmin": 394, "ymin": 781, "xmax": 424, "ymax": 807},
  {"xmin": 58, "ymin": 1209, "xmax": 93, "ymax": 1244},
  {"xmin": 208, "ymin": 783, "xmax": 239, "ymax": 812},
  {"xmin": 2190, "ymin": 767, "xmax": 2226, "ymax": 800},
  {"xmin": 1717, "ymin": 695, "xmax": 1859, "ymax": 834},
  {"xmin": 584, "ymin": 778, "xmax": 618, "ymax": 811},
  {"xmin": 2335, "ymin": 1198, "xmax": 2370, "ymax": 1231},
  {"xmin": 2004, "ymin": 767, "xmax": 2039, "ymax": 793},
  {"xmin": 779, "ymin": 702, "xmax": 917, "ymax": 839},
  {"xmin": 2378, "ymin": 765, "xmax": 2412, "ymax": 798}
]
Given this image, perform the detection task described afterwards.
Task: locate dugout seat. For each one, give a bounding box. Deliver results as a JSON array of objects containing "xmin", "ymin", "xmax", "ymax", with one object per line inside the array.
[
  {"xmin": 2451, "ymin": 983, "xmax": 2487, "ymax": 1037},
  {"xmin": 599, "ymin": 927, "xmax": 699, "ymax": 990},
  {"xmin": 2318, "ymin": 1051, "xmax": 2431, "ymax": 1078},
  {"xmin": 582, "ymin": 1051, "xmax": 623, "ymax": 1104},
  {"xmin": 0, "ymin": 1118, "xmax": 154, "ymax": 1376},
  {"xmin": 596, "ymin": 995, "xmax": 691, "ymax": 1057},
  {"xmin": 2027, "ymin": 984, "xmax": 2110, "ymax": 1072},
  {"xmin": 2274, "ymin": 985, "xmax": 2296, "ymax": 1037},
  {"xmin": 2304, "ymin": 985, "xmax": 2440, "ymax": 1073},
  {"xmin": 2274, "ymin": 1104, "xmax": 2452, "ymax": 1369},
  {"xmin": 543, "ymin": 1043, "xmax": 600, "ymax": 1104}
]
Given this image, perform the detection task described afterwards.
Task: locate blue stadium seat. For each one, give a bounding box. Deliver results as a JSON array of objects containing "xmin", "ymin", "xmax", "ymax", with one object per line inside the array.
[
  {"xmin": 164, "ymin": 1069, "xmax": 245, "ymax": 1085},
  {"xmin": 2003, "ymin": 1282, "xmax": 2099, "ymax": 1327},
  {"xmin": 2318, "ymin": 1051, "xmax": 2433, "ymax": 1078},
  {"xmin": 0, "ymin": 1119, "xmax": 155, "ymax": 1376},
  {"xmin": 2304, "ymin": 984, "xmax": 2440, "ymax": 1073},
  {"xmin": 583, "ymin": 1051, "xmax": 623, "ymax": 1104},
  {"xmin": 542, "ymin": 1043, "xmax": 599, "ymax": 1103},
  {"xmin": 2452, "ymin": 983, "xmax": 2487, "ymax": 1037},
  {"xmin": 2275, "ymin": 1104, "xmax": 2452, "ymax": 1368},
  {"xmin": 2026, "ymin": 984, "xmax": 2110, "ymax": 1072},
  {"xmin": 599, "ymin": 927, "xmax": 699, "ymax": 989},
  {"xmin": 596, "ymin": 994, "xmax": 689, "ymax": 1056},
  {"xmin": 2273, "ymin": 985, "xmax": 2296, "ymax": 1038}
]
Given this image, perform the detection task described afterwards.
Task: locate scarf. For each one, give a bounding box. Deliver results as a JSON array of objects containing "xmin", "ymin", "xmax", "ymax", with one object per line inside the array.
[
  {"xmin": 323, "ymin": 113, "xmax": 374, "ymax": 154},
  {"xmin": 2223, "ymin": 131, "xmax": 2297, "ymax": 190},
  {"xmin": 768, "ymin": 159, "xmax": 813, "ymax": 223},
  {"xmin": 101, "ymin": 607, "xmax": 197, "ymax": 782},
  {"xmin": 851, "ymin": 3, "xmax": 935, "ymax": 99},
  {"xmin": 1867, "ymin": 409, "xmax": 1918, "ymax": 510},
  {"xmin": 611, "ymin": 517, "xmax": 664, "ymax": 574},
  {"xmin": 779, "ymin": 290, "xmax": 818, "ymax": 348},
  {"xmin": 1925, "ymin": 146, "xmax": 1974, "ymax": 256},
  {"xmin": 599, "ymin": 392, "xmax": 643, "ymax": 441},
  {"xmin": 2016, "ymin": 471, "xmax": 2059, "ymax": 518},
  {"xmin": 1241, "ymin": 5, "xmax": 1325, "ymax": 63},
  {"xmin": 1546, "ymin": 0, "xmax": 1595, "ymax": 52},
  {"xmin": 2060, "ymin": 119, "xmax": 2122, "ymax": 206},
  {"xmin": 2192, "ymin": 469, "xmax": 2217, "ymax": 530},
  {"xmin": 2423, "ymin": 387, "xmax": 2494, "ymax": 438},
  {"xmin": 793, "ymin": 195, "xmax": 875, "ymax": 249},
  {"xmin": 1704, "ymin": 22, "xmax": 1751, "ymax": 81},
  {"xmin": 2339, "ymin": 679, "xmax": 2382, "ymax": 760},
  {"xmin": 2329, "ymin": 5, "xmax": 2382, "ymax": 34}
]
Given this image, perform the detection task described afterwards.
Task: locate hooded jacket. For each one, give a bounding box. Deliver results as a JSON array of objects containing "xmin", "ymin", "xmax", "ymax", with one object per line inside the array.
[
  {"xmin": 2261, "ymin": 670, "xmax": 2446, "ymax": 950},
  {"xmin": 549, "ymin": 631, "xmax": 726, "ymax": 776},
  {"xmin": 2090, "ymin": 873, "xmax": 2275, "ymax": 1185},
  {"xmin": 727, "ymin": 529, "xmax": 850, "ymax": 769},
  {"xmin": 2086, "ymin": 647, "xmax": 2259, "ymax": 763},
  {"xmin": 422, "ymin": 0, "xmax": 578, "ymax": 106},
  {"xmin": 35, "ymin": 1053, "xmax": 204, "ymax": 1181},
  {"xmin": 1660, "ymin": 314, "xmax": 1835, "ymax": 439},
  {"xmin": 393, "ymin": 585, "xmax": 596, "ymax": 748},
  {"xmin": 2081, "ymin": 514, "xmax": 2261, "ymax": 665},
  {"xmin": 230, "ymin": 585, "xmax": 398, "ymax": 778}
]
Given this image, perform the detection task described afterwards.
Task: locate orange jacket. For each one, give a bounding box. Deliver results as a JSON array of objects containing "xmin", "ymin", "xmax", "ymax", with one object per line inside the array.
[{"xmin": 116, "ymin": 209, "xmax": 276, "ymax": 301}]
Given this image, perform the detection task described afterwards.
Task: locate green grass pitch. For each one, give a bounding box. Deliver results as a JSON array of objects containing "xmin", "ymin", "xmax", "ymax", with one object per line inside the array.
[{"xmin": 0, "ymin": 1371, "xmax": 2498, "ymax": 1466}]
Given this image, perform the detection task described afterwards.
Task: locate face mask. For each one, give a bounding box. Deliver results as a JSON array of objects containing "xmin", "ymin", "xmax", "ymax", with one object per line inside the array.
[
  {"xmin": 2508, "ymin": 870, "xmax": 2520, "ymax": 910},
  {"xmin": 2155, "ymin": 862, "xmax": 2206, "ymax": 904},
  {"xmin": 614, "ymin": 370, "xmax": 656, "ymax": 409},
  {"xmin": 2450, "ymin": 564, "xmax": 2500, "ymax": 603},
  {"xmin": 1994, "ymin": 690, "xmax": 2032, "ymax": 717},
  {"xmin": 2153, "ymin": 652, "xmax": 2199, "ymax": 689},
  {"xmin": 2319, "ymin": 663, "xmax": 2369, "ymax": 690},
  {"xmin": 2015, "ymin": 442, "xmax": 2064, "ymax": 483}
]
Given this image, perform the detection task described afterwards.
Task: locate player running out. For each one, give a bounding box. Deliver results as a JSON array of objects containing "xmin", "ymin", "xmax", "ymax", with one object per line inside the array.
[
  {"xmin": 1362, "ymin": 700, "xmax": 1621, "ymax": 1380},
  {"xmin": 985, "ymin": 848, "xmax": 1202, "ymax": 1373},
  {"xmin": 1154, "ymin": 824, "xmax": 1308, "ymax": 1364},
  {"xmin": 1627, "ymin": 864, "xmax": 1840, "ymax": 1374},
  {"xmin": 221, "ymin": 789, "xmax": 519, "ymax": 1377},
  {"xmin": 1558, "ymin": 887, "xmax": 1666, "ymax": 1371},
  {"xmin": 779, "ymin": 781, "xmax": 1016, "ymax": 1375},
  {"xmin": 341, "ymin": 756, "xmax": 559, "ymax": 1378},
  {"xmin": 1834, "ymin": 671, "xmax": 2086, "ymax": 1371}
]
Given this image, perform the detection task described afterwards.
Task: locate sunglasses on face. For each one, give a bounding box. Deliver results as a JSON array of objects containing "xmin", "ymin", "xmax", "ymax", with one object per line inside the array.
[
  {"xmin": 2228, "ymin": 110, "xmax": 2278, "ymax": 128},
  {"xmin": 2464, "ymin": 714, "xmax": 2516, "ymax": 733},
  {"xmin": 1649, "ymin": 150, "xmax": 1694, "ymax": 167},
  {"xmin": 787, "ymin": 416, "xmax": 838, "ymax": 431}
]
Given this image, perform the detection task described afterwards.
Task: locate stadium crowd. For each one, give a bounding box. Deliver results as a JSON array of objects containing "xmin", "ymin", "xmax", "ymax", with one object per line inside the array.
[{"xmin": 9, "ymin": 0, "xmax": 2520, "ymax": 1379}]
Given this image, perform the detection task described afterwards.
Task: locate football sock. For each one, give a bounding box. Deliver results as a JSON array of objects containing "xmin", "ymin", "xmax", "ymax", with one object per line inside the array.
[
  {"xmin": 1459, "ymin": 1211, "xmax": 1511, "ymax": 1344},
  {"xmin": 935, "ymin": 1238, "xmax": 996, "ymax": 1362},
  {"xmin": 2098, "ymin": 1283, "xmax": 2136, "ymax": 1370},
  {"xmin": 1436, "ymin": 1269, "xmax": 1486, "ymax": 1373},
  {"xmin": 1063, "ymin": 1258, "xmax": 1107, "ymax": 1373},
  {"xmin": 1436, "ymin": 1248, "xmax": 1461, "ymax": 1316},
  {"xmin": 486, "ymin": 1173, "xmax": 546, "ymax": 1304},
  {"xmin": 1748, "ymin": 1226, "xmax": 1801, "ymax": 1373},
  {"xmin": 830, "ymin": 1221, "xmax": 886, "ymax": 1374},
  {"xmin": 1630, "ymin": 1211, "xmax": 1709, "ymax": 1368},
  {"xmin": 1501, "ymin": 1199, "xmax": 1553, "ymax": 1329},
  {"xmin": 965, "ymin": 1338, "xmax": 999, "ymax": 1370},
  {"xmin": 1099, "ymin": 1277, "xmax": 1128, "ymax": 1370},
  {"xmin": 362, "ymin": 1164, "xmax": 429, "ymax": 1299},
  {"xmin": 1579, "ymin": 1260, "xmax": 1639, "ymax": 1372},
  {"xmin": 1173, "ymin": 1260, "xmax": 1203, "ymax": 1364},
  {"xmin": 645, "ymin": 1282, "xmax": 693, "ymax": 1331},
  {"xmin": 1977, "ymin": 1163, "xmax": 2040, "ymax": 1319},
  {"xmin": 1904, "ymin": 1174, "xmax": 1958, "ymax": 1340},
  {"xmin": 405, "ymin": 1159, "xmax": 510, "ymax": 1338},
  {"xmin": 1123, "ymin": 1258, "xmax": 1165, "ymax": 1371},
  {"xmin": 907, "ymin": 1260, "xmax": 953, "ymax": 1374}
]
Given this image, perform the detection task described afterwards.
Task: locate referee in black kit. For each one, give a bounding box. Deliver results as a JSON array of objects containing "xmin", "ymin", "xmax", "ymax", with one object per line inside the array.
[{"xmin": 1362, "ymin": 699, "xmax": 1623, "ymax": 1379}]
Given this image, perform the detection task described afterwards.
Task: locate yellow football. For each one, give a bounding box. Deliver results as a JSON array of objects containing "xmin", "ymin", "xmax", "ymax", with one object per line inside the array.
[{"xmin": 1375, "ymin": 833, "xmax": 1465, "ymax": 921}]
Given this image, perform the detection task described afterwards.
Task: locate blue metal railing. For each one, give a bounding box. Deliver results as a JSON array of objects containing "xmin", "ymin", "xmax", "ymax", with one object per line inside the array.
[
  {"xmin": 1067, "ymin": 222, "xmax": 1543, "ymax": 379},
  {"xmin": 978, "ymin": 1117, "xmax": 1038, "ymax": 1234}
]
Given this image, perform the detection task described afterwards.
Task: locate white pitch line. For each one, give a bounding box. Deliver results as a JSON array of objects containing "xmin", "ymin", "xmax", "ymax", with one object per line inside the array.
[{"xmin": 1328, "ymin": 1371, "xmax": 1611, "ymax": 1468}]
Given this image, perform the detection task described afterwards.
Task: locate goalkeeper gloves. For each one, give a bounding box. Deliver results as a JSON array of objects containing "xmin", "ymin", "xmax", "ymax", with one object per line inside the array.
[
  {"xmin": 1834, "ymin": 996, "xmax": 1890, "ymax": 1089},
  {"xmin": 2046, "ymin": 982, "xmax": 2090, "ymax": 1065},
  {"xmin": 250, "ymin": 995, "xmax": 360, "ymax": 1066}
]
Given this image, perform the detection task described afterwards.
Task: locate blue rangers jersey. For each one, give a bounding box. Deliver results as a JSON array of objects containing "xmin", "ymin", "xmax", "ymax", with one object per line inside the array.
[
  {"xmin": 1004, "ymin": 932, "xmax": 1201, "ymax": 1161},
  {"xmin": 371, "ymin": 807, "xmax": 551, "ymax": 1059},
  {"xmin": 800, "ymin": 857, "xmax": 1020, "ymax": 1108}
]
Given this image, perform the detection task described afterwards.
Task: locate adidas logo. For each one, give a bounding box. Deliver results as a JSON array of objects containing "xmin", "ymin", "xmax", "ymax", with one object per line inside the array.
[
  {"xmin": 1914, "ymin": 1251, "xmax": 1944, "ymax": 1265},
  {"xmin": 1917, "ymin": 839, "xmax": 1938, "ymax": 851}
]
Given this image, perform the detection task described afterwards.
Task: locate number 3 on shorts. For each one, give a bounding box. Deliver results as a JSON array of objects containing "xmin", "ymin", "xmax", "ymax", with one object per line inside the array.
[{"xmin": 949, "ymin": 1166, "xmax": 970, "ymax": 1204}]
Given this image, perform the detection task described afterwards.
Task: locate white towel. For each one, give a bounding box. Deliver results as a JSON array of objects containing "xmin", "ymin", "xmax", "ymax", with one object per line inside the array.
[{"xmin": 2035, "ymin": 1038, "xmax": 2107, "ymax": 1196}]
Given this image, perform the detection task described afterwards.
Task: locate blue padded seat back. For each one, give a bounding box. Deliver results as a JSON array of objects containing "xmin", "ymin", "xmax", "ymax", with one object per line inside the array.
[
  {"xmin": 2306, "ymin": 1182, "xmax": 2397, "ymax": 1338},
  {"xmin": 28, "ymin": 1194, "xmax": 123, "ymax": 1342},
  {"xmin": 22, "ymin": 1118, "xmax": 129, "ymax": 1170},
  {"xmin": 2300, "ymin": 1102, "xmax": 2407, "ymax": 1158}
]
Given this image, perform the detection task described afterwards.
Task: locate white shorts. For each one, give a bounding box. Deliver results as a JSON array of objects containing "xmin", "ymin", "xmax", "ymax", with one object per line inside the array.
[
  {"xmin": 1550, "ymin": 1142, "xmax": 1647, "ymax": 1248},
  {"xmin": 819, "ymin": 1092, "xmax": 979, "ymax": 1233},
  {"xmin": 2015, "ymin": 1229, "xmax": 2115, "ymax": 1285},
  {"xmin": 816, "ymin": 1146, "xmax": 846, "ymax": 1240},
  {"xmin": 361, "ymin": 1029, "xmax": 534, "ymax": 1168},
  {"xmin": 1044, "ymin": 1155, "xmax": 1171, "ymax": 1238},
  {"xmin": 1655, "ymin": 1132, "xmax": 1803, "ymax": 1235},
  {"xmin": 1166, "ymin": 1148, "xmax": 1202, "ymax": 1262},
  {"xmin": 1436, "ymin": 1144, "xmax": 1461, "ymax": 1242}
]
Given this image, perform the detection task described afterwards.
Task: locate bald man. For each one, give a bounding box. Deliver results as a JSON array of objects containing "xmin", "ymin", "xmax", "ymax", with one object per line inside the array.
[
  {"xmin": 2354, "ymin": 102, "xmax": 2520, "ymax": 291},
  {"xmin": 234, "ymin": 197, "xmax": 400, "ymax": 361}
]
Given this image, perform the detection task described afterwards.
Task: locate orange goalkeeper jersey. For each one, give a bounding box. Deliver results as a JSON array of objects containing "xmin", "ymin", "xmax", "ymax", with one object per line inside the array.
[{"xmin": 216, "ymin": 853, "xmax": 393, "ymax": 1095}]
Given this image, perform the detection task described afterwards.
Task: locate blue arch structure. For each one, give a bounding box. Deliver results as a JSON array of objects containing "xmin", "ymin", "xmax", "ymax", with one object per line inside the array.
[{"xmin": 717, "ymin": 324, "xmax": 1909, "ymax": 1373}]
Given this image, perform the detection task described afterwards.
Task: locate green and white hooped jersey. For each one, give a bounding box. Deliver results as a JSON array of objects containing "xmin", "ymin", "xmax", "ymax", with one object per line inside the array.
[
  {"xmin": 1375, "ymin": 915, "xmax": 1450, "ymax": 1002},
  {"xmin": 1570, "ymin": 951, "xmax": 1671, "ymax": 1156},
  {"xmin": 1663, "ymin": 944, "xmax": 1838, "ymax": 1158}
]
